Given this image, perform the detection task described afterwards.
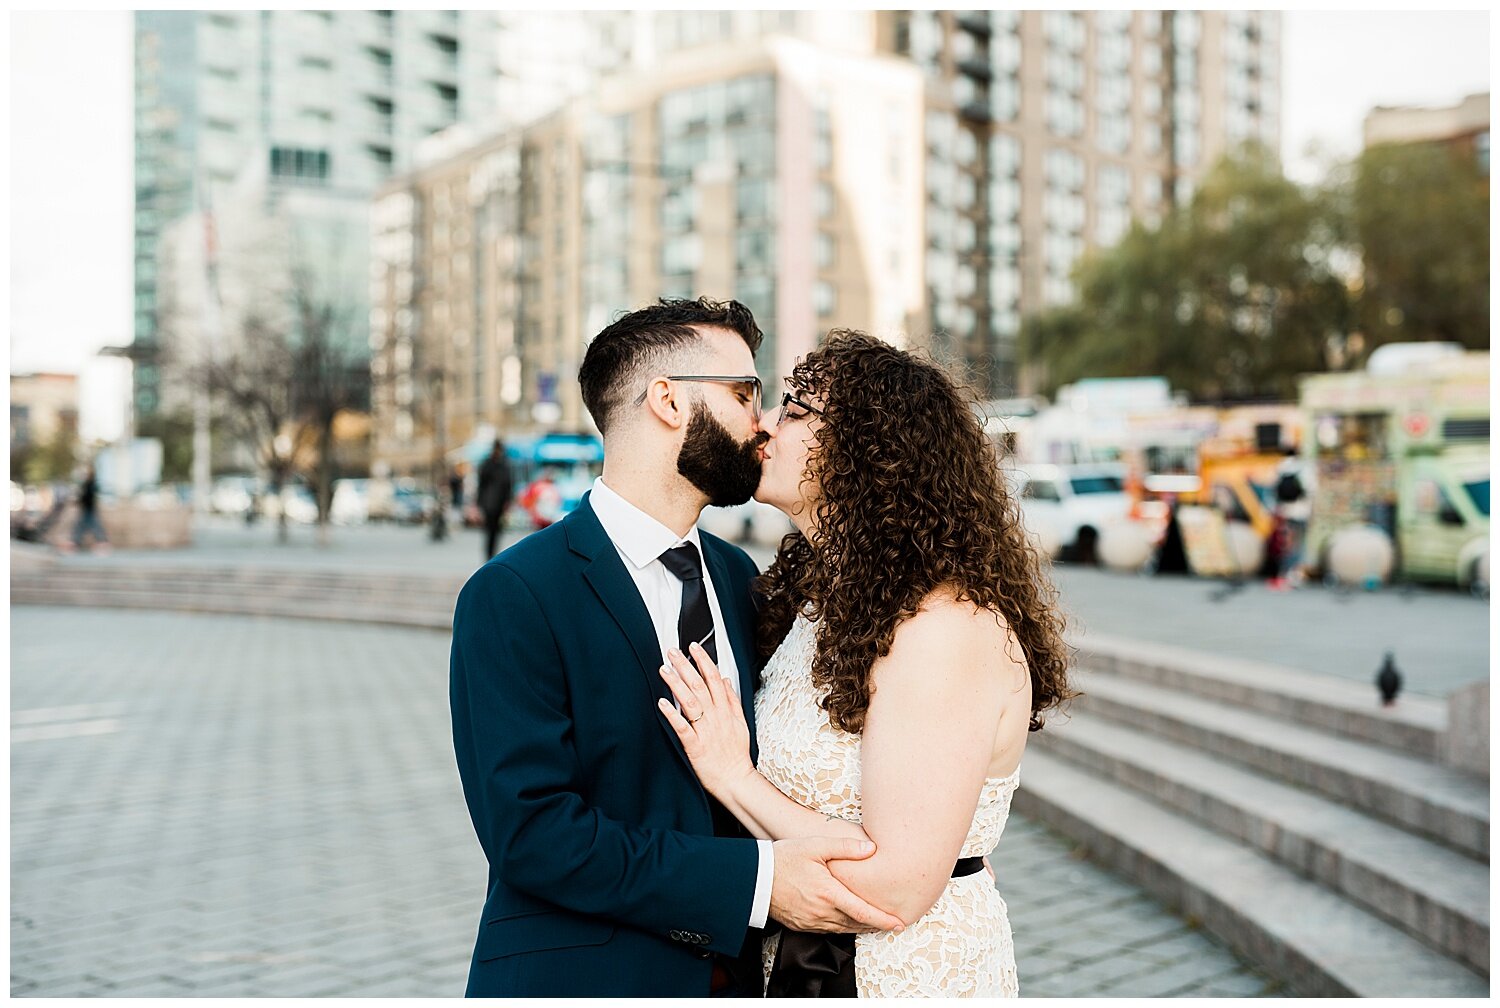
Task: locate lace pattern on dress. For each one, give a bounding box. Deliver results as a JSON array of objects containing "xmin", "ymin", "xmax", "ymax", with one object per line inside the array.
[{"xmin": 755, "ymin": 614, "xmax": 1021, "ymax": 997}]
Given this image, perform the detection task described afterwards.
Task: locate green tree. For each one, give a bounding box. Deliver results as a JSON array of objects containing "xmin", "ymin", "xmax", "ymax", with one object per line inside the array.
[
  {"xmin": 135, "ymin": 406, "xmax": 195, "ymax": 482},
  {"xmin": 1343, "ymin": 140, "xmax": 1489, "ymax": 351},
  {"xmin": 20, "ymin": 426, "xmax": 78, "ymax": 483},
  {"xmin": 1023, "ymin": 144, "xmax": 1352, "ymax": 401}
]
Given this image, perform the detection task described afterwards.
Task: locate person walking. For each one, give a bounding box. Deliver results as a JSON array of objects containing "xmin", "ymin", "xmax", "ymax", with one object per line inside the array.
[
  {"xmin": 476, "ymin": 441, "xmax": 513, "ymax": 561},
  {"xmin": 69, "ymin": 464, "xmax": 110, "ymax": 555},
  {"xmin": 1271, "ymin": 451, "xmax": 1311, "ymax": 590}
]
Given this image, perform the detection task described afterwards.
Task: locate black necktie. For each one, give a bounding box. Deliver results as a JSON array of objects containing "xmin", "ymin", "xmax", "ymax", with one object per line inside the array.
[{"xmin": 658, "ymin": 542, "xmax": 718, "ymax": 664}]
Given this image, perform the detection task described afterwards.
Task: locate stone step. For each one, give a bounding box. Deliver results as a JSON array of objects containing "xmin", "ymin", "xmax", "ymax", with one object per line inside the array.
[
  {"xmin": 11, "ymin": 585, "xmax": 451, "ymax": 631},
  {"xmin": 1033, "ymin": 710, "xmax": 1488, "ymax": 974},
  {"xmin": 1076, "ymin": 632, "xmax": 1446, "ymax": 760},
  {"xmin": 1012, "ymin": 751, "xmax": 1489, "ymax": 996},
  {"xmin": 21, "ymin": 567, "xmax": 465, "ymax": 593},
  {"xmin": 1070, "ymin": 673, "xmax": 1488, "ymax": 860},
  {"xmin": 12, "ymin": 571, "xmax": 461, "ymax": 607}
]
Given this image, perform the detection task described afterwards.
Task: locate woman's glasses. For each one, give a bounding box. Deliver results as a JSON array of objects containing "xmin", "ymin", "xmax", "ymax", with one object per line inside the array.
[{"xmin": 776, "ymin": 392, "xmax": 824, "ymax": 427}]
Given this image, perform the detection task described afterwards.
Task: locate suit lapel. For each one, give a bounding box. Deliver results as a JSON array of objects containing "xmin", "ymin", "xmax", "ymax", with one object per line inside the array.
[
  {"xmin": 568, "ymin": 496, "xmax": 697, "ymax": 775},
  {"xmin": 701, "ymin": 538, "xmax": 759, "ymax": 763}
]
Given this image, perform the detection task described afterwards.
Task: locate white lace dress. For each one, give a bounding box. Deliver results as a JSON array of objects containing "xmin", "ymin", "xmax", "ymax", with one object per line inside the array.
[{"xmin": 756, "ymin": 614, "xmax": 1021, "ymax": 998}]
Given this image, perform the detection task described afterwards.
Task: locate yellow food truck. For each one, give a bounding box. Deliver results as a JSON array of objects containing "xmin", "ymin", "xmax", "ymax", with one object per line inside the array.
[{"xmin": 1300, "ymin": 347, "xmax": 1489, "ymax": 592}]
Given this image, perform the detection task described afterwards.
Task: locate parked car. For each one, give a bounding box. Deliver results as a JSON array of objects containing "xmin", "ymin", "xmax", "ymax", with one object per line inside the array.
[
  {"xmin": 390, "ymin": 479, "xmax": 438, "ymax": 525},
  {"xmin": 210, "ymin": 474, "xmax": 262, "ymax": 517},
  {"xmin": 330, "ymin": 478, "xmax": 370, "ymax": 526},
  {"xmin": 262, "ymin": 482, "xmax": 318, "ymax": 525},
  {"xmin": 1012, "ymin": 463, "xmax": 1131, "ymax": 564}
]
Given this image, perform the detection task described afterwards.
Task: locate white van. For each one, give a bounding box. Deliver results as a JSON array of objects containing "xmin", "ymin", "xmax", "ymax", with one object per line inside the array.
[{"xmin": 1012, "ymin": 463, "xmax": 1132, "ymax": 563}]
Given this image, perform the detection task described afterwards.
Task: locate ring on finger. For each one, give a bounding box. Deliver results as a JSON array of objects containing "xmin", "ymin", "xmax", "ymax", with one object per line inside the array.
[{"xmin": 686, "ymin": 711, "xmax": 705, "ymax": 725}]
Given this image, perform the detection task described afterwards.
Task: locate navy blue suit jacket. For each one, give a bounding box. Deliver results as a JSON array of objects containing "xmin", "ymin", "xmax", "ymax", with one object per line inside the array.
[{"xmin": 450, "ymin": 493, "xmax": 765, "ymax": 996}]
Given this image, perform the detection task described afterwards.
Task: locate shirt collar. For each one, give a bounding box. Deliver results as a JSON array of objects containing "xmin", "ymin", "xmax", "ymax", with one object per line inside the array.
[{"xmin": 590, "ymin": 477, "xmax": 702, "ymax": 571}]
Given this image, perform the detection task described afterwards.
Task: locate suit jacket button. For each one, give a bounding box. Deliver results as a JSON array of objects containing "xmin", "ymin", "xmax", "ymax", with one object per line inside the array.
[
  {"xmin": 698, "ymin": 933, "xmax": 711, "ymax": 944},
  {"xmin": 668, "ymin": 929, "xmax": 683, "ymax": 941}
]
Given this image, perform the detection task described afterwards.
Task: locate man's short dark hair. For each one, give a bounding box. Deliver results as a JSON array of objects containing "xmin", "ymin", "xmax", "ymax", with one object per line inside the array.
[{"xmin": 578, "ymin": 296, "xmax": 763, "ymax": 436}]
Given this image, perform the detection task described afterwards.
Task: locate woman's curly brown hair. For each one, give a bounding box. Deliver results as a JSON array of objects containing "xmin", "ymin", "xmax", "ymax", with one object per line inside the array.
[{"xmin": 754, "ymin": 331, "xmax": 1076, "ymax": 734}]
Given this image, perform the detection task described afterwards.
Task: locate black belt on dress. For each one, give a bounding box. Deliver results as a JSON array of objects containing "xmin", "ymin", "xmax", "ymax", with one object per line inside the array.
[{"xmin": 764, "ymin": 856, "xmax": 986, "ymax": 997}]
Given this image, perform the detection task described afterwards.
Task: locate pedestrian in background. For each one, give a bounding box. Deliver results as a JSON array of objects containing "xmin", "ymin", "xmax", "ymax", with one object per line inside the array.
[
  {"xmin": 1271, "ymin": 450, "xmax": 1310, "ymax": 590},
  {"xmin": 69, "ymin": 464, "xmax": 110, "ymax": 555},
  {"xmin": 517, "ymin": 466, "xmax": 564, "ymax": 530},
  {"xmin": 448, "ymin": 465, "xmax": 465, "ymax": 523},
  {"xmin": 476, "ymin": 440, "xmax": 512, "ymax": 561}
]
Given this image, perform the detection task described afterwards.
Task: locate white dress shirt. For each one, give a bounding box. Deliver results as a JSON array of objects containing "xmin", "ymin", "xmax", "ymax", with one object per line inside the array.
[{"xmin": 588, "ymin": 477, "xmax": 774, "ymax": 931}]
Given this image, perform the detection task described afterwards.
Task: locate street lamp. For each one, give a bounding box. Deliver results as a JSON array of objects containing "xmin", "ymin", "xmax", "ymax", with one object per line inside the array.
[{"xmin": 426, "ymin": 366, "xmax": 448, "ymax": 542}]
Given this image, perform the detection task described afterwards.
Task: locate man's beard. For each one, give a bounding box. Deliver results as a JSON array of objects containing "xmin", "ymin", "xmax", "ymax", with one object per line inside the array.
[{"xmin": 676, "ymin": 399, "xmax": 768, "ymax": 507}]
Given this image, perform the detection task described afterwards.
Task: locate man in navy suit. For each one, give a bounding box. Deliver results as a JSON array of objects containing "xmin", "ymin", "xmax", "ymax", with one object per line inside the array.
[{"xmin": 450, "ymin": 298, "xmax": 902, "ymax": 996}]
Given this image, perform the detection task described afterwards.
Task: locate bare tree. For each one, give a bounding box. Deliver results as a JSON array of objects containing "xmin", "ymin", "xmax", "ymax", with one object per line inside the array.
[
  {"xmin": 287, "ymin": 266, "xmax": 371, "ymax": 545},
  {"xmin": 200, "ymin": 309, "xmax": 306, "ymax": 544},
  {"xmin": 196, "ymin": 272, "xmax": 369, "ymax": 545}
]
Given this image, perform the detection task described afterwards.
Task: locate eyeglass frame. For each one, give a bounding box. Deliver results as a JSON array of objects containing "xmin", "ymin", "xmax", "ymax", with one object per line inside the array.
[
  {"xmin": 635, "ymin": 374, "xmax": 764, "ymax": 419},
  {"xmin": 776, "ymin": 391, "xmax": 824, "ymax": 427}
]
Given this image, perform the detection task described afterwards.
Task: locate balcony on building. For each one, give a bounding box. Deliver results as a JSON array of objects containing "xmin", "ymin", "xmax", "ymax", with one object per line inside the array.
[
  {"xmin": 957, "ymin": 56, "xmax": 993, "ymax": 82},
  {"xmin": 955, "ymin": 11, "xmax": 992, "ymax": 37},
  {"xmin": 960, "ymin": 99, "xmax": 993, "ymax": 125}
]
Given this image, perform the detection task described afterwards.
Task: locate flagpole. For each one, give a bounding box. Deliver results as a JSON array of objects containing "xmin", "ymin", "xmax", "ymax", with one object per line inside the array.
[{"xmin": 191, "ymin": 173, "xmax": 223, "ymax": 513}]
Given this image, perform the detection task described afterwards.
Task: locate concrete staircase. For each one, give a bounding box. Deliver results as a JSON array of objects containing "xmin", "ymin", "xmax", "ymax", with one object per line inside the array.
[
  {"xmin": 1015, "ymin": 633, "xmax": 1489, "ymax": 997},
  {"xmin": 10, "ymin": 561, "xmax": 462, "ymax": 631}
]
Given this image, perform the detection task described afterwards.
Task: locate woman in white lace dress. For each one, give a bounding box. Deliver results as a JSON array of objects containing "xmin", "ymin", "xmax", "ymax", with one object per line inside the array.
[{"xmin": 657, "ymin": 331, "xmax": 1075, "ymax": 997}]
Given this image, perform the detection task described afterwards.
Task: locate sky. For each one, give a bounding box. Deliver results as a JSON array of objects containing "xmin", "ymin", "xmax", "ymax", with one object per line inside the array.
[{"xmin": 7, "ymin": 10, "xmax": 1493, "ymax": 443}]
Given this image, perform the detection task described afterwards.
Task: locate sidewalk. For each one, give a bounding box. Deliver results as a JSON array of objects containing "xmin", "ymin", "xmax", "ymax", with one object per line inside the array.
[{"xmin": 11, "ymin": 605, "xmax": 1281, "ymax": 997}]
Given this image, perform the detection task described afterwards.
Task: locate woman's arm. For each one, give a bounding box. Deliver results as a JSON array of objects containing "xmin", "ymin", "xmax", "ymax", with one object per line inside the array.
[
  {"xmin": 828, "ymin": 600, "xmax": 1027, "ymax": 925},
  {"xmin": 661, "ymin": 601, "xmax": 1027, "ymax": 926},
  {"xmin": 657, "ymin": 646, "xmax": 872, "ymax": 845}
]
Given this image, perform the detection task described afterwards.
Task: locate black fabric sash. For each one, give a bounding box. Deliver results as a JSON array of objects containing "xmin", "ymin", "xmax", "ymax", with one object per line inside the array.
[{"xmin": 764, "ymin": 857, "xmax": 986, "ymax": 997}]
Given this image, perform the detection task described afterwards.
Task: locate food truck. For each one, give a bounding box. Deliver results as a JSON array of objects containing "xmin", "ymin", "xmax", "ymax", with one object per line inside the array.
[{"xmin": 1300, "ymin": 346, "xmax": 1489, "ymax": 590}]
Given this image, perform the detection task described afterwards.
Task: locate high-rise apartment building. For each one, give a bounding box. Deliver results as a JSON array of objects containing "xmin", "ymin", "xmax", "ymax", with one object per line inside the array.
[
  {"xmin": 132, "ymin": 10, "xmax": 497, "ymax": 420},
  {"xmin": 877, "ymin": 10, "xmax": 1280, "ymax": 396},
  {"xmin": 1363, "ymin": 91, "xmax": 1489, "ymax": 174},
  {"xmin": 368, "ymin": 10, "xmax": 1281, "ymax": 475},
  {"xmin": 370, "ymin": 34, "xmax": 924, "ymax": 478}
]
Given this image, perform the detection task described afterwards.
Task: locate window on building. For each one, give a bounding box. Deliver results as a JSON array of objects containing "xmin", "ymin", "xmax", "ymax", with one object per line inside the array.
[
  {"xmin": 815, "ymin": 181, "xmax": 834, "ymax": 220},
  {"xmin": 661, "ymin": 234, "xmax": 700, "ymax": 277},
  {"xmin": 435, "ymin": 82, "xmax": 459, "ymax": 121},
  {"xmin": 814, "ymin": 281, "xmax": 836, "ymax": 317},
  {"xmin": 736, "ymin": 178, "xmax": 770, "ymax": 223},
  {"xmin": 270, "ymin": 146, "xmax": 331, "ymax": 183},
  {"xmin": 815, "ymin": 232, "xmax": 834, "ymax": 270},
  {"xmin": 301, "ymin": 55, "xmax": 333, "ymax": 71},
  {"xmin": 737, "ymin": 229, "xmax": 772, "ymax": 273}
]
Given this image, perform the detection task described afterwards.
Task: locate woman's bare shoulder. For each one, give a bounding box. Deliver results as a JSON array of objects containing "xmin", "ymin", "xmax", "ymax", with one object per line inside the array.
[{"xmin": 882, "ymin": 588, "xmax": 1024, "ymax": 676}]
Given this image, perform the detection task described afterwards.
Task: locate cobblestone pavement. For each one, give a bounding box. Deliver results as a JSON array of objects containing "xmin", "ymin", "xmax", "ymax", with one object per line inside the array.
[{"xmin": 12, "ymin": 606, "xmax": 1281, "ymax": 997}]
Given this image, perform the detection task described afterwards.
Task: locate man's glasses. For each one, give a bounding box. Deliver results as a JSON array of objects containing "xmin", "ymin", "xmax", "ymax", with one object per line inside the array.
[
  {"xmin": 662, "ymin": 375, "xmax": 763, "ymax": 420},
  {"xmin": 776, "ymin": 392, "xmax": 824, "ymax": 428}
]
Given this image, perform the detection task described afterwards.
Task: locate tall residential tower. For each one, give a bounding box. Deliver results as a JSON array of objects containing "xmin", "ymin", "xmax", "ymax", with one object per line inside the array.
[{"xmin": 132, "ymin": 10, "xmax": 497, "ymax": 419}]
